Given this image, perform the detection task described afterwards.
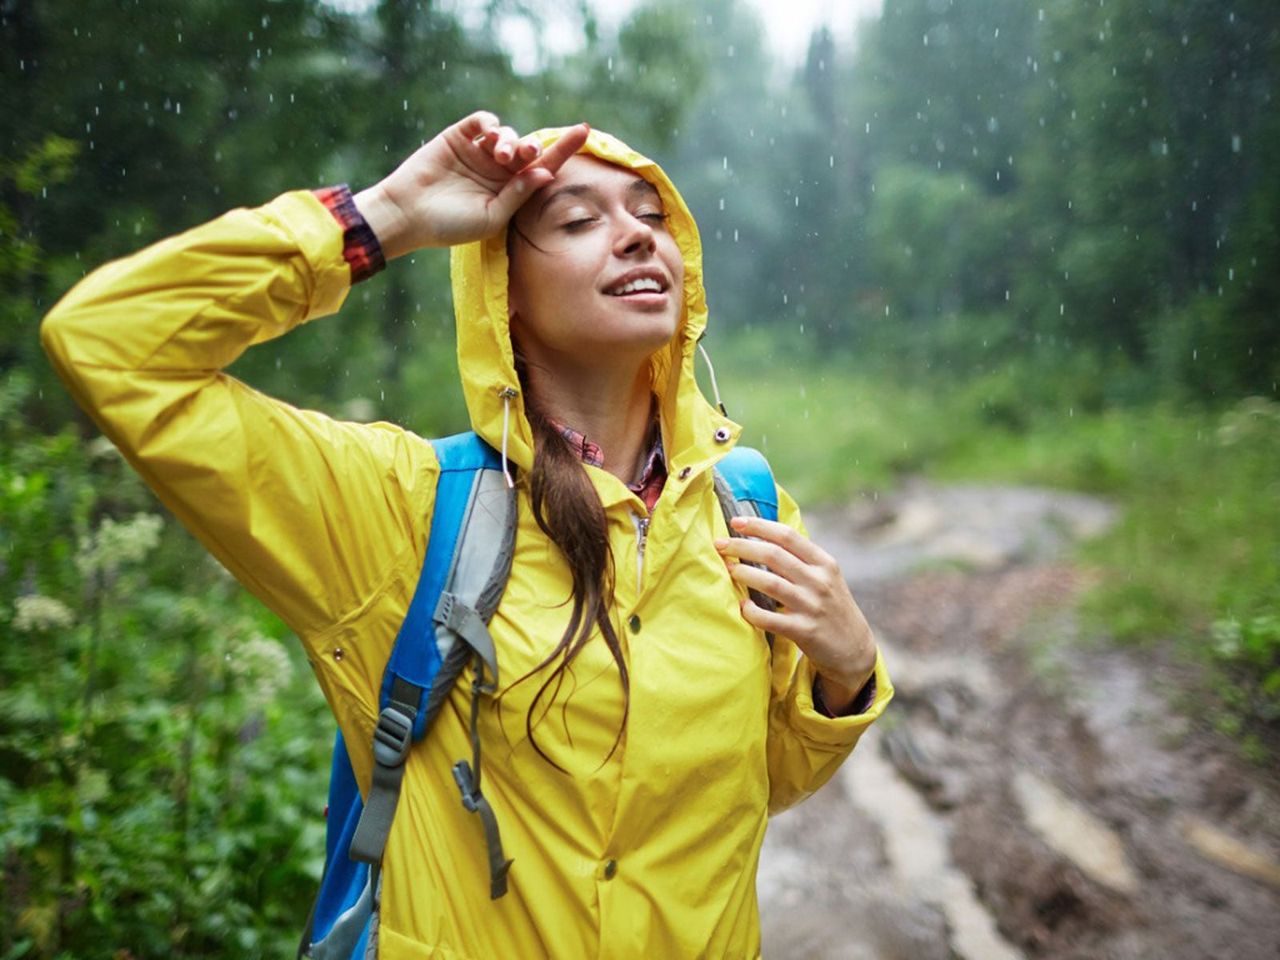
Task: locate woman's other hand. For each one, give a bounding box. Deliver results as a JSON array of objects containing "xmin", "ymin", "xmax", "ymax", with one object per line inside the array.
[
  {"xmin": 715, "ymin": 515, "xmax": 878, "ymax": 714},
  {"xmin": 353, "ymin": 111, "xmax": 589, "ymax": 260}
]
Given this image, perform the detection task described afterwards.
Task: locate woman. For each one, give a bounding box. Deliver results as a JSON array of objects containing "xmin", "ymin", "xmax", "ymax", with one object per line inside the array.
[{"xmin": 42, "ymin": 112, "xmax": 892, "ymax": 958}]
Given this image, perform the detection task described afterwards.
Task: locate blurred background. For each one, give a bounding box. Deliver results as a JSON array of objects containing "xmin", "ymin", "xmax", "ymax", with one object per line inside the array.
[{"xmin": 2, "ymin": 0, "xmax": 1277, "ymax": 956}]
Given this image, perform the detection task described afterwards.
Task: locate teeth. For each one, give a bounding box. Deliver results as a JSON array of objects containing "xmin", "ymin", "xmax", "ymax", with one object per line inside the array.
[{"xmin": 611, "ymin": 277, "xmax": 664, "ymax": 295}]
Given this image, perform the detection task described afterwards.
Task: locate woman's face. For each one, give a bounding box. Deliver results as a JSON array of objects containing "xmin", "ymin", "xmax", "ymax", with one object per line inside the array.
[{"xmin": 507, "ymin": 155, "xmax": 685, "ymax": 370}]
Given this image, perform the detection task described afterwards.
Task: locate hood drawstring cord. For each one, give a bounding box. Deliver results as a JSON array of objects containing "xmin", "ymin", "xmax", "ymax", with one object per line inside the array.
[
  {"xmin": 498, "ymin": 387, "xmax": 518, "ymax": 489},
  {"xmin": 697, "ymin": 339, "xmax": 728, "ymax": 417}
]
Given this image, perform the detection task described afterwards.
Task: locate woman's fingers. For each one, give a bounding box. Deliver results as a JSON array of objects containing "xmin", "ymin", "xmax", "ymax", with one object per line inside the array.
[
  {"xmin": 456, "ymin": 110, "xmax": 501, "ymax": 141},
  {"xmin": 729, "ymin": 515, "xmax": 831, "ymax": 566},
  {"xmin": 491, "ymin": 125, "xmax": 521, "ymax": 164},
  {"xmin": 485, "ymin": 166, "xmax": 556, "ymax": 228},
  {"xmin": 739, "ymin": 597, "xmax": 797, "ymax": 637},
  {"xmin": 726, "ymin": 559, "xmax": 807, "ymax": 610},
  {"xmin": 537, "ymin": 123, "xmax": 591, "ymax": 175},
  {"xmin": 715, "ymin": 533, "xmax": 809, "ymax": 583}
]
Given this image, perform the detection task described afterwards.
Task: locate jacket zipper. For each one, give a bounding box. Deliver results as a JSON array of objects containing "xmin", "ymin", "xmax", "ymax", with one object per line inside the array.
[{"xmin": 633, "ymin": 513, "xmax": 650, "ymax": 597}]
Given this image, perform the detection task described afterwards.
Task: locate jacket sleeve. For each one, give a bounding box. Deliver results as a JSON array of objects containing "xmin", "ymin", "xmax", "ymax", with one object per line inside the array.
[
  {"xmin": 39, "ymin": 190, "xmax": 438, "ymax": 655},
  {"xmin": 765, "ymin": 484, "xmax": 894, "ymax": 815}
]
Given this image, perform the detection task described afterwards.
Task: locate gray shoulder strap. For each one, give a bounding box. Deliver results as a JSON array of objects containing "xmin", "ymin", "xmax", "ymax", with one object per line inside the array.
[
  {"xmin": 713, "ymin": 469, "xmax": 777, "ymax": 646},
  {"xmin": 347, "ymin": 466, "xmax": 516, "ymax": 873}
]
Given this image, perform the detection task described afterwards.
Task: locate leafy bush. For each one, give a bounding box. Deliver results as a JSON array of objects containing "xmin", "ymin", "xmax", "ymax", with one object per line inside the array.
[{"xmin": 1, "ymin": 373, "xmax": 330, "ymax": 959}]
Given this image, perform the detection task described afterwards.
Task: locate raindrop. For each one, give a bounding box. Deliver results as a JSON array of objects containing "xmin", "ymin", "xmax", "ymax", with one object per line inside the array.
[
  {"xmin": 1231, "ymin": 134, "xmax": 1242, "ymax": 153},
  {"xmin": 1228, "ymin": 267, "xmax": 1235, "ymax": 281},
  {"xmin": 403, "ymin": 99, "xmax": 408, "ymax": 110},
  {"xmin": 782, "ymin": 293, "xmax": 788, "ymax": 305},
  {"xmin": 829, "ymin": 155, "xmax": 834, "ymax": 167},
  {"xmin": 1038, "ymin": 8, "xmax": 1045, "ymax": 21},
  {"xmin": 1059, "ymin": 303, "xmax": 1065, "ymax": 315},
  {"xmin": 732, "ymin": 229, "xmax": 739, "ymax": 242},
  {"xmin": 794, "ymin": 195, "xmax": 800, "ymax": 207},
  {"xmin": 722, "ymin": 156, "xmax": 728, "ymax": 170},
  {"xmin": 718, "ymin": 197, "xmax": 724, "ymax": 210},
  {"xmin": 923, "ymin": 34, "xmax": 929, "ymax": 46},
  {"xmin": 865, "ymin": 122, "xmax": 871, "ymax": 134}
]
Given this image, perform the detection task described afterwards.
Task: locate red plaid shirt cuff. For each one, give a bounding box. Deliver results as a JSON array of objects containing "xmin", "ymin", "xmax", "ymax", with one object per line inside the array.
[{"xmin": 313, "ymin": 184, "xmax": 386, "ymax": 284}]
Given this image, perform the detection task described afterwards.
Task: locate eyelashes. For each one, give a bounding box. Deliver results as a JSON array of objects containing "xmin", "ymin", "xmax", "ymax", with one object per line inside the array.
[{"xmin": 562, "ymin": 212, "xmax": 670, "ymax": 231}]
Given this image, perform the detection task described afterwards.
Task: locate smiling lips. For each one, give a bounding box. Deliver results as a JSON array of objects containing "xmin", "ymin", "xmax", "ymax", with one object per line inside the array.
[{"xmin": 604, "ymin": 268, "xmax": 670, "ymax": 298}]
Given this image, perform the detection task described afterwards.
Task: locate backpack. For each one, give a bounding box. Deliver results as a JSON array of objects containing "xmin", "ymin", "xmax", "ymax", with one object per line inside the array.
[{"xmin": 298, "ymin": 431, "xmax": 779, "ymax": 959}]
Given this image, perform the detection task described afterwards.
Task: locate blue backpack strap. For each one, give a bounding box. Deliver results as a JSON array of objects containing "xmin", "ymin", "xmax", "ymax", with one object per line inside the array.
[
  {"xmin": 380, "ymin": 431, "xmax": 502, "ymax": 734},
  {"xmin": 301, "ymin": 433, "xmax": 515, "ymax": 957},
  {"xmin": 715, "ymin": 445, "xmax": 779, "ymax": 522},
  {"xmin": 713, "ymin": 446, "xmax": 780, "ymax": 649}
]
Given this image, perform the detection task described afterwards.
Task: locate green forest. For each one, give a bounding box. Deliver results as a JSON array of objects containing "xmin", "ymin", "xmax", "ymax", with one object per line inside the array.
[{"xmin": 2, "ymin": 0, "xmax": 1278, "ymax": 955}]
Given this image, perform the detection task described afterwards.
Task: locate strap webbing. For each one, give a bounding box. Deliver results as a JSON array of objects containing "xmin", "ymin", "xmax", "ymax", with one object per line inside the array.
[
  {"xmin": 451, "ymin": 653, "xmax": 513, "ymax": 900},
  {"xmin": 349, "ymin": 676, "xmax": 420, "ymax": 865}
]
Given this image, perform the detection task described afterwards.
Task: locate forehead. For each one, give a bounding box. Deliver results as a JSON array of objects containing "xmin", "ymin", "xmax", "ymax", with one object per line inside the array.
[{"xmin": 527, "ymin": 155, "xmax": 660, "ymax": 214}]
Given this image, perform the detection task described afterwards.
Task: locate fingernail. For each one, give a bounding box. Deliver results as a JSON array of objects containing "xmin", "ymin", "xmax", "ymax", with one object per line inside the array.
[
  {"xmin": 714, "ymin": 538, "xmax": 728, "ymax": 550},
  {"xmin": 730, "ymin": 516, "xmax": 748, "ymax": 529},
  {"xmin": 514, "ymin": 178, "xmax": 526, "ymax": 193}
]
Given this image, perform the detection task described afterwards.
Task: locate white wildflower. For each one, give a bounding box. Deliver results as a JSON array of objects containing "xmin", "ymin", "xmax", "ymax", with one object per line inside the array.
[
  {"xmin": 230, "ymin": 634, "xmax": 294, "ymax": 703},
  {"xmin": 76, "ymin": 512, "xmax": 164, "ymax": 578},
  {"xmin": 12, "ymin": 594, "xmax": 76, "ymax": 633}
]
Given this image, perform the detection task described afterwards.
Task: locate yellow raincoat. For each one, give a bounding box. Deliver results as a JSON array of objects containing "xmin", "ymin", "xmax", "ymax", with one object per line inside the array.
[{"xmin": 42, "ymin": 129, "xmax": 892, "ymax": 959}]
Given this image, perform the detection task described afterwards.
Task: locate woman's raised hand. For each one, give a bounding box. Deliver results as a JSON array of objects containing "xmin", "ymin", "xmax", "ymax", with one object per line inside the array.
[{"xmin": 353, "ymin": 112, "xmax": 589, "ymax": 260}]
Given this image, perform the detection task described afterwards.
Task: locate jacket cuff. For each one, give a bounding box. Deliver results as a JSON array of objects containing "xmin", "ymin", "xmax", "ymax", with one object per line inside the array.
[
  {"xmin": 258, "ymin": 190, "xmax": 353, "ymax": 322},
  {"xmin": 813, "ymin": 671, "xmax": 877, "ymax": 718},
  {"xmin": 313, "ymin": 184, "xmax": 386, "ymax": 284},
  {"xmin": 784, "ymin": 648, "xmax": 893, "ymax": 746}
]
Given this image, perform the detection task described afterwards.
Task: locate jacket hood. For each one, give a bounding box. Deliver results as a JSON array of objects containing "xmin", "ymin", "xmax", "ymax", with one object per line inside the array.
[{"xmin": 449, "ymin": 127, "xmax": 740, "ymax": 485}]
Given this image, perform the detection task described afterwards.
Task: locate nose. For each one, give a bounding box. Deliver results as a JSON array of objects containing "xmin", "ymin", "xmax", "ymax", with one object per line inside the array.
[{"xmin": 613, "ymin": 212, "xmax": 657, "ymax": 258}]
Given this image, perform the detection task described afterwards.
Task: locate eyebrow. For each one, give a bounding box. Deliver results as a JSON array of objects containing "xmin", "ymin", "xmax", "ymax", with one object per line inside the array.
[{"xmin": 537, "ymin": 177, "xmax": 662, "ymax": 218}]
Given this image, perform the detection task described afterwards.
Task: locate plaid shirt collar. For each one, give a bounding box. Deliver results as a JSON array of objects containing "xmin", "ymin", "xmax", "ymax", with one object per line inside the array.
[{"xmin": 553, "ymin": 413, "xmax": 667, "ymax": 510}]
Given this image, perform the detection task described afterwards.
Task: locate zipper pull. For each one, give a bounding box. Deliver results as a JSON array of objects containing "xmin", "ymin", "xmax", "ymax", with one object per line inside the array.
[{"xmin": 634, "ymin": 513, "xmax": 650, "ymax": 596}]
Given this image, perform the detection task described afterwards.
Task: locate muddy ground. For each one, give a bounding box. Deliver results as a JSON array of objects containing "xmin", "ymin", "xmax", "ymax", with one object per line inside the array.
[{"xmin": 757, "ymin": 481, "xmax": 1280, "ymax": 960}]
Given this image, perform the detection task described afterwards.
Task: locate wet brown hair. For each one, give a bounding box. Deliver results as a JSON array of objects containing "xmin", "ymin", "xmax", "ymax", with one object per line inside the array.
[{"xmin": 504, "ymin": 224, "xmax": 630, "ymax": 772}]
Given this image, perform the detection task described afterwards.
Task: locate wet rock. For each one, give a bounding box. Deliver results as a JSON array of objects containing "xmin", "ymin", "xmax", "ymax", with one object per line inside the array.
[
  {"xmin": 1176, "ymin": 815, "xmax": 1280, "ymax": 888},
  {"xmin": 1013, "ymin": 770, "xmax": 1140, "ymax": 894}
]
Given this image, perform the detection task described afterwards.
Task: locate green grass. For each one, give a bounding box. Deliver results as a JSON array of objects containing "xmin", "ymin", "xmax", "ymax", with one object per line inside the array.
[{"xmin": 704, "ymin": 333, "xmax": 1280, "ymax": 741}]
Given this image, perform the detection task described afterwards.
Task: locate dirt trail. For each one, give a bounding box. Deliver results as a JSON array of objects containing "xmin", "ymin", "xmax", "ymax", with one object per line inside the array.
[{"xmin": 757, "ymin": 481, "xmax": 1280, "ymax": 960}]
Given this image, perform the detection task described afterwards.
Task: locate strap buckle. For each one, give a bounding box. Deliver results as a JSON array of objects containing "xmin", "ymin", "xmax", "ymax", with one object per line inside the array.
[
  {"xmin": 452, "ymin": 759, "xmax": 481, "ymax": 812},
  {"xmin": 372, "ymin": 706, "xmax": 414, "ymax": 767}
]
